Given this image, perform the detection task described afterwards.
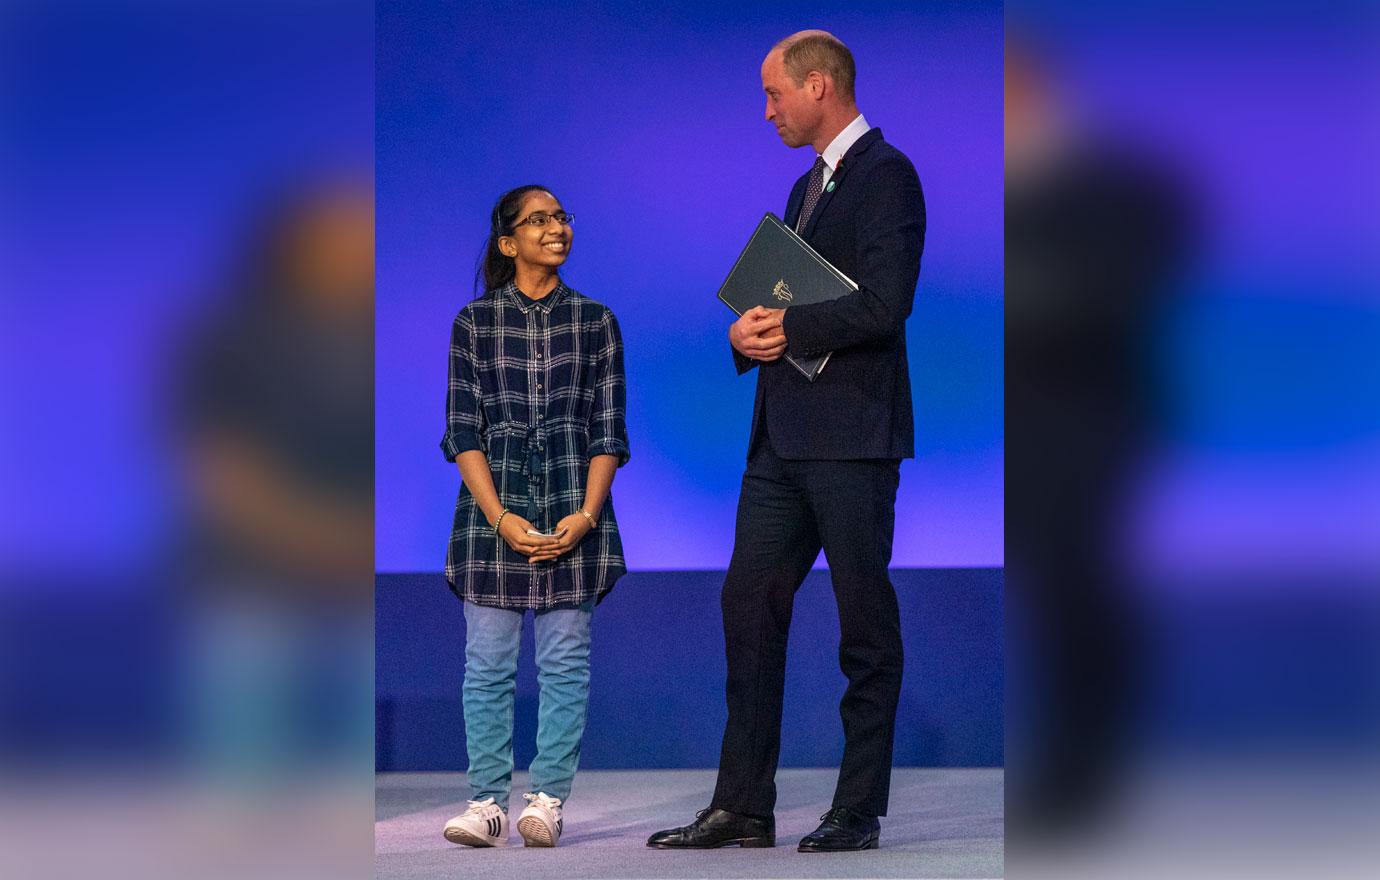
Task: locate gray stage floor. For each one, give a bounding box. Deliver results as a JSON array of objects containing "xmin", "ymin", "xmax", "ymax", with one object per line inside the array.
[{"xmin": 376, "ymin": 768, "xmax": 1003, "ymax": 879}]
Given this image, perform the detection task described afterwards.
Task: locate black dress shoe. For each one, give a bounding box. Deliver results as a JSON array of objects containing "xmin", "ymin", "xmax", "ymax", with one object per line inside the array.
[
  {"xmin": 798, "ymin": 806, "xmax": 880, "ymax": 852},
  {"xmin": 646, "ymin": 808, "xmax": 775, "ymax": 848}
]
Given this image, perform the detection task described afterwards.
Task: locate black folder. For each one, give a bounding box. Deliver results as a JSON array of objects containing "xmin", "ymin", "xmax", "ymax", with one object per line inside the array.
[{"xmin": 715, "ymin": 212, "xmax": 857, "ymax": 381}]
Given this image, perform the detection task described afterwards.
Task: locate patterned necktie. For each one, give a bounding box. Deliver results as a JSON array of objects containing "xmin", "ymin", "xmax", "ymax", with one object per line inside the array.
[{"xmin": 795, "ymin": 156, "xmax": 827, "ymax": 234}]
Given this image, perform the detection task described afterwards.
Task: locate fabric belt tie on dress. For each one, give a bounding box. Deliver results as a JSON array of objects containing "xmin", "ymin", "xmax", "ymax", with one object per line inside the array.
[
  {"xmin": 520, "ymin": 425, "xmax": 544, "ymax": 526},
  {"xmin": 483, "ymin": 420, "xmax": 551, "ymax": 528}
]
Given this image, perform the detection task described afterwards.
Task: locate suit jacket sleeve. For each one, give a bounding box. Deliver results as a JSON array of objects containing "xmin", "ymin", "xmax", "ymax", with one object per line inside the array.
[
  {"xmin": 731, "ymin": 344, "xmax": 757, "ymax": 374},
  {"xmin": 780, "ymin": 156, "xmax": 925, "ymax": 355},
  {"xmin": 729, "ymin": 174, "xmax": 810, "ymax": 375}
]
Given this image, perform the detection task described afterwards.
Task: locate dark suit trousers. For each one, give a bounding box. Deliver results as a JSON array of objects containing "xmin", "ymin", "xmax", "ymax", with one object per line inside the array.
[{"xmin": 710, "ymin": 431, "xmax": 904, "ymax": 818}]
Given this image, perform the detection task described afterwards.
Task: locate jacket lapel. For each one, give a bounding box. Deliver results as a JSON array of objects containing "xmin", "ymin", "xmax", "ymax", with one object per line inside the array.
[
  {"xmin": 784, "ymin": 173, "xmax": 808, "ymax": 230},
  {"xmin": 802, "ymin": 127, "xmax": 883, "ymax": 240}
]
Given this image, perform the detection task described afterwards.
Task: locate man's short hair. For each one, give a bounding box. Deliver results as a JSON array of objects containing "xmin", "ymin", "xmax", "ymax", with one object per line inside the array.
[{"xmin": 774, "ymin": 31, "xmax": 856, "ymax": 102}]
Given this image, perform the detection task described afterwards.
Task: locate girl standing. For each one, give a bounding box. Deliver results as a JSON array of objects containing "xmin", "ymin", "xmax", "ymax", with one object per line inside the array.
[{"xmin": 440, "ymin": 186, "xmax": 628, "ymax": 847}]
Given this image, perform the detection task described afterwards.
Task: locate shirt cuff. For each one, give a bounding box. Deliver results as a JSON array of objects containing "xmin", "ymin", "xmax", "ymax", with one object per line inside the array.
[
  {"xmin": 587, "ymin": 436, "xmax": 630, "ymax": 467},
  {"xmin": 440, "ymin": 430, "xmax": 483, "ymax": 462}
]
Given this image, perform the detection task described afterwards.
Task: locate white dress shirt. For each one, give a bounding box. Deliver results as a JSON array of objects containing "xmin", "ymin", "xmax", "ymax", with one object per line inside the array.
[{"xmin": 818, "ymin": 114, "xmax": 871, "ymax": 189}]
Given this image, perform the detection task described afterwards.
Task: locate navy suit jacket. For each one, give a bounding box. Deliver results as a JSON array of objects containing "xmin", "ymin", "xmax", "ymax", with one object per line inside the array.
[{"xmin": 734, "ymin": 127, "xmax": 926, "ymax": 460}]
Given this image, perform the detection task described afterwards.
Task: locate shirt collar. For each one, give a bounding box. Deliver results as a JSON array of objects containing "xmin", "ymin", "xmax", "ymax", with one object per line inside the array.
[
  {"xmin": 502, "ymin": 279, "xmax": 567, "ymax": 314},
  {"xmin": 819, "ymin": 113, "xmax": 871, "ymax": 173}
]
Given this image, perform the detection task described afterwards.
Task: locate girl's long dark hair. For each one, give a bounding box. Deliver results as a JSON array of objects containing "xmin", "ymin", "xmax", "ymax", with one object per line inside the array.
[{"xmin": 474, "ymin": 184, "xmax": 553, "ymax": 296}]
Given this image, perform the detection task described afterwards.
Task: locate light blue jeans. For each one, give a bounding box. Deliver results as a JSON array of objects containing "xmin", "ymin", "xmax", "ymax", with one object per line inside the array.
[{"xmin": 462, "ymin": 600, "xmax": 594, "ymax": 811}]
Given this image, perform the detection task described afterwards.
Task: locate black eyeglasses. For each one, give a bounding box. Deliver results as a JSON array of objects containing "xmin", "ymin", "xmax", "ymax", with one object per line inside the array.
[{"xmin": 514, "ymin": 211, "xmax": 574, "ymax": 229}]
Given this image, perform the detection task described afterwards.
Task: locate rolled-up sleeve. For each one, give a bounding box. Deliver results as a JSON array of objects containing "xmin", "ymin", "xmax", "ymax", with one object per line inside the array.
[
  {"xmin": 586, "ymin": 309, "xmax": 630, "ymax": 466},
  {"xmin": 440, "ymin": 309, "xmax": 484, "ymax": 461}
]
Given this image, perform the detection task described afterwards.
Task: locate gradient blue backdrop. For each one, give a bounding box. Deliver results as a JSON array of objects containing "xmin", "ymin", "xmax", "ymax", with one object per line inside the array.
[{"xmin": 376, "ymin": 0, "xmax": 1005, "ymax": 571}]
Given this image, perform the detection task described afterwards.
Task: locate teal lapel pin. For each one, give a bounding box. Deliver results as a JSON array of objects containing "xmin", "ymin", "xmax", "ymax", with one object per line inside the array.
[{"xmin": 825, "ymin": 179, "xmax": 837, "ymax": 193}]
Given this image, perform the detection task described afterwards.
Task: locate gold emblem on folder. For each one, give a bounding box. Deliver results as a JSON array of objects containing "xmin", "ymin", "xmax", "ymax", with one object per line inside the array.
[{"xmin": 772, "ymin": 279, "xmax": 794, "ymax": 302}]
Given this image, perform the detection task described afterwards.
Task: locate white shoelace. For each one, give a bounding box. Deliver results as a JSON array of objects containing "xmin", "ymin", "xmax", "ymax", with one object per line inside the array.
[
  {"xmin": 462, "ymin": 796, "xmax": 497, "ymax": 817},
  {"xmin": 524, "ymin": 792, "xmax": 562, "ymax": 813}
]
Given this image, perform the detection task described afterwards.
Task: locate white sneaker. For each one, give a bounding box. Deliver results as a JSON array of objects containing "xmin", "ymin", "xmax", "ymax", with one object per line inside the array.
[
  {"xmin": 516, "ymin": 792, "xmax": 563, "ymax": 847},
  {"xmin": 443, "ymin": 797, "xmax": 509, "ymax": 847}
]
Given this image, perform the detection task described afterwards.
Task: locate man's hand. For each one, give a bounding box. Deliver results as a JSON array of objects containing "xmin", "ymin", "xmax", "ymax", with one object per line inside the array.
[{"xmin": 729, "ymin": 306, "xmax": 788, "ymax": 362}]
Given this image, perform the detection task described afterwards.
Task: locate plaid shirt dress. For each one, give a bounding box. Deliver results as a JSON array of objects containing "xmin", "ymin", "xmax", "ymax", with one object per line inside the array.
[{"xmin": 441, "ymin": 280, "xmax": 629, "ymax": 610}]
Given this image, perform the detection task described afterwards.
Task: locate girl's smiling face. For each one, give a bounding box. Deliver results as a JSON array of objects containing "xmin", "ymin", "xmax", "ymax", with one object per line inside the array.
[{"xmin": 500, "ymin": 190, "xmax": 572, "ymax": 272}]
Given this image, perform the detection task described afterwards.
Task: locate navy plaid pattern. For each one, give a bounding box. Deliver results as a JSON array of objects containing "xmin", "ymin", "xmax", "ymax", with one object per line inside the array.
[{"xmin": 441, "ymin": 280, "xmax": 629, "ymax": 609}]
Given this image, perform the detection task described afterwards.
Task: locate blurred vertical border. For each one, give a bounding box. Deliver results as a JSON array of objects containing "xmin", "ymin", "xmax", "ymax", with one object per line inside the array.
[
  {"xmin": 1005, "ymin": 2, "xmax": 1380, "ymax": 877},
  {"xmin": 1, "ymin": 2, "xmax": 375, "ymax": 877}
]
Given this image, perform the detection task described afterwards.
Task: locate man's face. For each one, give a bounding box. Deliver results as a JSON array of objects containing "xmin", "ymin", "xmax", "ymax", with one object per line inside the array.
[{"xmin": 761, "ymin": 50, "xmax": 819, "ymax": 149}]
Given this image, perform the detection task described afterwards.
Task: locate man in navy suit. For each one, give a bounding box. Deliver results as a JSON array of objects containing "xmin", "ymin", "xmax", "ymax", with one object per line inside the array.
[{"xmin": 648, "ymin": 30, "xmax": 926, "ymax": 852}]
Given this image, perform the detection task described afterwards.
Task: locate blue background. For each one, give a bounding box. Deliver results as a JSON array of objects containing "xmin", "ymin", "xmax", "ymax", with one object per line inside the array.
[
  {"xmin": 374, "ymin": 0, "xmax": 1006, "ymax": 771},
  {"xmin": 377, "ymin": 569, "xmax": 1004, "ymax": 770},
  {"xmin": 375, "ymin": 0, "xmax": 1005, "ymax": 571}
]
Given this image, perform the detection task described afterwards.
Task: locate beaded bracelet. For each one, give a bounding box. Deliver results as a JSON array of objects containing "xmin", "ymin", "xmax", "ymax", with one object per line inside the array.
[{"xmin": 493, "ymin": 509, "xmax": 510, "ymax": 533}]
